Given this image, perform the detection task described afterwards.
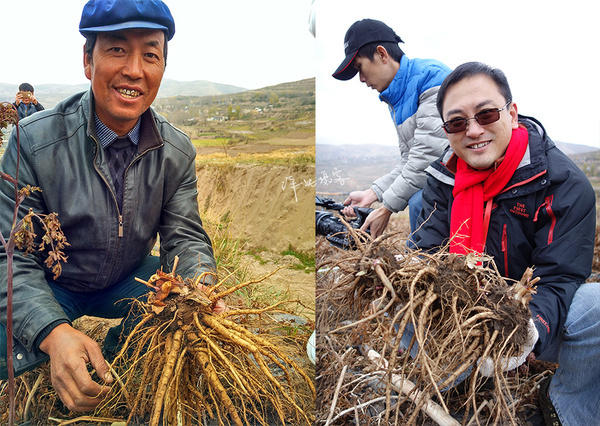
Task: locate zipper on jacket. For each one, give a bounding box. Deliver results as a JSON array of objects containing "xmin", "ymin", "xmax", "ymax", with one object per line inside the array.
[
  {"xmin": 544, "ymin": 195, "xmax": 556, "ymax": 244},
  {"xmin": 533, "ymin": 195, "xmax": 556, "ymax": 245},
  {"xmin": 91, "ymin": 133, "xmax": 164, "ymax": 239},
  {"xmin": 111, "ymin": 143, "xmax": 164, "ymax": 236},
  {"xmin": 90, "ymin": 134, "xmax": 124, "ymax": 238},
  {"xmin": 118, "ymin": 215, "xmax": 124, "ymax": 237},
  {"xmin": 501, "ymin": 224, "xmax": 508, "ymax": 277}
]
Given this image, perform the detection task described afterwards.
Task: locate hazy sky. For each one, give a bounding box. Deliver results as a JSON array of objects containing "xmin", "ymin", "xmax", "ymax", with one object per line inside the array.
[
  {"xmin": 316, "ymin": 0, "xmax": 600, "ymax": 148},
  {"xmin": 2, "ymin": 0, "xmax": 315, "ymax": 90}
]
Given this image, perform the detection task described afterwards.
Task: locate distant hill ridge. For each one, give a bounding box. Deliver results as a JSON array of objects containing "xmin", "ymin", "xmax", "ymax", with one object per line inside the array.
[
  {"xmin": 554, "ymin": 140, "xmax": 599, "ymax": 156},
  {"xmin": 316, "ymin": 141, "xmax": 600, "ymax": 194},
  {"xmin": 317, "ymin": 140, "xmax": 599, "ymax": 161},
  {"xmin": 0, "ymin": 79, "xmax": 246, "ymax": 109}
]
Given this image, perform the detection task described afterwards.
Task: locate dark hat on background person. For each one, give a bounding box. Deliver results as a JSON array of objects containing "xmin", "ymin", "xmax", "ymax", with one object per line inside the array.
[
  {"xmin": 79, "ymin": 0, "xmax": 175, "ymax": 41},
  {"xmin": 333, "ymin": 19, "xmax": 403, "ymax": 81}
]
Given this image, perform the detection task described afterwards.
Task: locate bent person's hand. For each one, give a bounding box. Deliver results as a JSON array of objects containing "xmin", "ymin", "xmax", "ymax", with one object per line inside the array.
[
  {"xmin": 39, "ymin": 323, "xmax": 113, "ymax": 412},
  {"xmin": 341, "ymin": 205, "xmax": 357, "ymax": 218},
  {"xmin": 478, "ymin": 318, "xmax": 539, "ymax": 377},
  {"xmin": 343, "ymin": 188, "xmax": 378, "ymax": 209},
  {"xmin": 360, "ymin": 206, "xmax": 392, "ymax": 238},
  {"xmin": 212, "ymin": 298, "xmax": 228, "ymax": 314}
]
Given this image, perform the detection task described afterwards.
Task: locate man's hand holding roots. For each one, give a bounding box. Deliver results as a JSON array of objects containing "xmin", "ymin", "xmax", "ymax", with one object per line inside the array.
[
  {"xmin": 38, "ymin": 295, "xmax": 225, "ymax": 412},
  {"xmin": 478, "ymin": 317, "xmax": 539, "ymax": 377},
  {"xmin": 39, "ymin": 323, "xmax": 113, "ymax": 412}
]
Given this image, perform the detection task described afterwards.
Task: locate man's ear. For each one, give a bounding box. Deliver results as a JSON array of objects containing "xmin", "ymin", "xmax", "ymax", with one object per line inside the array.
[
  {"xmin": 509, "ymin": 102, "xmax": 519, "ymax": 129},
  {"xmin": 376, "ymin": 45, "xmax": 390, "ymax": 62},
  {"xmin": 83, "ymin": 45, "xmax": 92, "ymax": 81}
]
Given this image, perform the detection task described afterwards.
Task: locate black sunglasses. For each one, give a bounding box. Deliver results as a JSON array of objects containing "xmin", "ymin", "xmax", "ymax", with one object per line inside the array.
[{"xmin": 442, "ymin": 101, "xmax": 511, "ymax": 134}]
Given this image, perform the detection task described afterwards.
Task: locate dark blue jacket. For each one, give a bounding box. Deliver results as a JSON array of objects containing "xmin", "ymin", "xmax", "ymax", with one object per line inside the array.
[
  {"xmin": 12, "ymin": 101, "xmax": 44, "ymax": 120},
  {"xmin": 412, "ymin": 116, "xmax": 596, "ymax": 356}
]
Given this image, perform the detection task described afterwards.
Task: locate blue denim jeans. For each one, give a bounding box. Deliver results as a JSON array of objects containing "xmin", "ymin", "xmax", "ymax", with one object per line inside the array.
[
  {"xmin": 538, "ymin": 282, "xmax": 600, "ymax": 424},
  {"xmin": 408, "ymin": 189, "xmax": 423, "ymax": 234},
  {"xmin": 407, "ymin": 189, "xmax": 423, "ymax": 249},
  {"xmin": 397, "ymin": 282, "xmax": 600, "ymax": 422},
  {"xmin": 0, "ymin": 256, "xmax": 160, "ymax": 378}
]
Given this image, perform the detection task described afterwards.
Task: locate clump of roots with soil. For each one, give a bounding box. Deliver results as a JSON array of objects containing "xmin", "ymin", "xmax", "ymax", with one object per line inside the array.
[
  {"xmin": 316, "ymin": 230, "xmax": 551, "ymax": 425},
  {"xmin": 2, "ymin": 258, "xmax": 315, "ymax": 425}
]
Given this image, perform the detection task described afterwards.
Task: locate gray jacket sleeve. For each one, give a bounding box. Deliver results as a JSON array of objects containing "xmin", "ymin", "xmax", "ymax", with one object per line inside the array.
[
  {"xmin": 0, "ymin": 125, "xmax": 69, "ymax": 352},
  {"xmin": 158, "ymin": 146, "xmax": 216, "ymax": 284},
  {"xmin": 371, "ymin": 87, "xmax": 448, "ymax": 212}
]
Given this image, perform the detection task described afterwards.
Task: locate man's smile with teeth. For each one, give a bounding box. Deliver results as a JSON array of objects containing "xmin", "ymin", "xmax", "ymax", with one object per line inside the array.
[
  {"xmin": 468, "ymin": 141, "xmax": 491, "ymax": 149},
  {"xmin": 118, "ymin": 88, "xmax": 141, "ymax": 98}
]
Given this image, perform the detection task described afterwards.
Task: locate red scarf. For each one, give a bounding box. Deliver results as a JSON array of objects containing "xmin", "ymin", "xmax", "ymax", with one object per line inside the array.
[{"xmin": 450, "ymin": 126, "xmax": 528, "ymax": 254}]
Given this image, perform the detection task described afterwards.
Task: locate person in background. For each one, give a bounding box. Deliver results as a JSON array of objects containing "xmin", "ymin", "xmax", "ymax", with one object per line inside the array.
[
  {"xmin": 12, "ymin": 82, "xmax": 44, "ymax": 120},
  {"xmin": 333, "ymin": 18, "xmax": 450, "ymax": 238}
]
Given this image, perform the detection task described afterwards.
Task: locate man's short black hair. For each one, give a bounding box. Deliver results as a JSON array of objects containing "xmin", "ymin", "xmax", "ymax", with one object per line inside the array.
[
  {"xmin": 18, "ymin": 83, "xmax": 34, "ymax": 93},
  {"xmin": 356, "ymin": 41, "xmax": 404, "ymax": 63},
  {"xmin": 84, "ymin": 32, "xmax": 169, "ymax": 67},
  {"xmin": 436, "ymin": 62, "xmax": 512, "ymax": 118}
]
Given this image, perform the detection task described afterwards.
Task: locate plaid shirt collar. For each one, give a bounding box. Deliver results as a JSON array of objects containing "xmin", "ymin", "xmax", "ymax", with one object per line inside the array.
[{"xmin": 94, "ymin": 114, "xmax": 141, "ymax": 148}]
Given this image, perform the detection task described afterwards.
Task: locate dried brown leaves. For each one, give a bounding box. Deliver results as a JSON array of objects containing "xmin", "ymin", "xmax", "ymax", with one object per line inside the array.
[
  {"xmin": 13, "ymin": 208, "xmax": 69, "ymax": 280},
  {"xmin": 0, "ymin": 102, "xmax": 18, "ymax": 131}
]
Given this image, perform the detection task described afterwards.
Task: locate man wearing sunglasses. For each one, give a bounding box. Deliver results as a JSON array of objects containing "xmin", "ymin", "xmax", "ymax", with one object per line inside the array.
[
  {"xmin": 412, "ymin": 62, "xmax": 599, "ymax": 424},
  {"xmin": 332, "ymin": 19, "xmax": 450, "ymax": 238}
]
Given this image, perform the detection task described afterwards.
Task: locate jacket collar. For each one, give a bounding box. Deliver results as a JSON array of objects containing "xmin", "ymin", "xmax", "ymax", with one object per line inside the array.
[
  {"xmin": 379, "ymin": 55, "xmax": 408, "ymax": 105},
  {"xmin": 83, "ymin": 89, "xmax": 163, "ymax": 152}
]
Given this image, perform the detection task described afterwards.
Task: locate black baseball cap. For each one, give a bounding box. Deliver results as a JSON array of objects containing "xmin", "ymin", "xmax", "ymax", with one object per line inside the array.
[
  {"xmin": 79, "ymin": 0, "xmax": 175, "ymax": 41},
  {"xmin": 333, "ymin": 19, "xmax": 403, "ymax": 81}
]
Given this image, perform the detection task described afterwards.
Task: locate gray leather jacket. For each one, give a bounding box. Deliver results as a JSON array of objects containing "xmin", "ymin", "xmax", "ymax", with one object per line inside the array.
[{"xmin": 0, "ymin": 90, "xmax": 215, "ymax": 353}]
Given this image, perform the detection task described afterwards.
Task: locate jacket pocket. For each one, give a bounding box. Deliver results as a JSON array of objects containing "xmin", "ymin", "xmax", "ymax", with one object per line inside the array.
[{"xmin": 501, "ymin": 224, "xmax": 508, "ymax": 277}]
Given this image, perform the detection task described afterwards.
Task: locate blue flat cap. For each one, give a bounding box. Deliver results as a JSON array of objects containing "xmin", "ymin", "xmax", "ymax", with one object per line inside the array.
[{"xmin": 79, "ymin": 0, "xmax": 175, "ymax": 41}]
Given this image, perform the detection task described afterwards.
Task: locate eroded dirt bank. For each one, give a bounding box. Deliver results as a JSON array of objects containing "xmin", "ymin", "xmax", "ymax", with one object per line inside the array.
[{"xmin": 196, "ymin": 163, "xmax": 315, "ymax": 253}]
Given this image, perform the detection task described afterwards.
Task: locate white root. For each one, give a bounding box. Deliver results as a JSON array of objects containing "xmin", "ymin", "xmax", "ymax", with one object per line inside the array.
[{"xmin": 366, "ymin": 349, "xmax": 460, "ymax": 426}]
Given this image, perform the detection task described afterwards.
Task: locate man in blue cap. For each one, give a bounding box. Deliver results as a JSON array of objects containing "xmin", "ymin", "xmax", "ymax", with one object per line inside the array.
[
  {"xmin": 334, "ymin": 19, "xmax": 451, "ymax": 239},
  {"xmin": 0, "ymin": 0, "xmax": 219, "ymax": 412}
]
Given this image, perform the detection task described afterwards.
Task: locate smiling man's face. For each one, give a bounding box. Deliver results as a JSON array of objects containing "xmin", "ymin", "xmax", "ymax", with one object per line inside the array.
[
  {"xmin": 442, "ymin": 74, "xmax": 518, "ymax": 170},
  {"xmin": 84, "ymin": 29, "xmax": 165, "ymax": 135}
]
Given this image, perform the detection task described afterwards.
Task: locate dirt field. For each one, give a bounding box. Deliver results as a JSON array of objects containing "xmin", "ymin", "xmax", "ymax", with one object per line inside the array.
[
  {"xmin": 240, "ymin": 253, "xmax": 314, "ymax": 318},
  {"xmin": 195, "ymin": 142, "xmax": 315, "ymax": 315},
  {"xmin": 196, "ymin": 162, "xmax": 314, "ymax": 252}
]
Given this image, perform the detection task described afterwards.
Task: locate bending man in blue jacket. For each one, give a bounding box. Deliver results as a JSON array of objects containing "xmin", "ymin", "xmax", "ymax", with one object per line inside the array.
[
  {"xmin": 412, "ymin": 61, "xmax": 600, "ymax": 424},
  {"xmin": 333, "ymin": 19, "xmax": 450, "ymax": 237}
]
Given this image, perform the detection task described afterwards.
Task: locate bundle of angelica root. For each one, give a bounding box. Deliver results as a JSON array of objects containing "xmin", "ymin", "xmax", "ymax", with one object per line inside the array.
[
  {"xmin": 100, "ymin": 257, "xmax": 315, "ymax": 425},
  {"xmin": 322, "ymin": 243, "xmax": 537, "ymax": 424}
]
